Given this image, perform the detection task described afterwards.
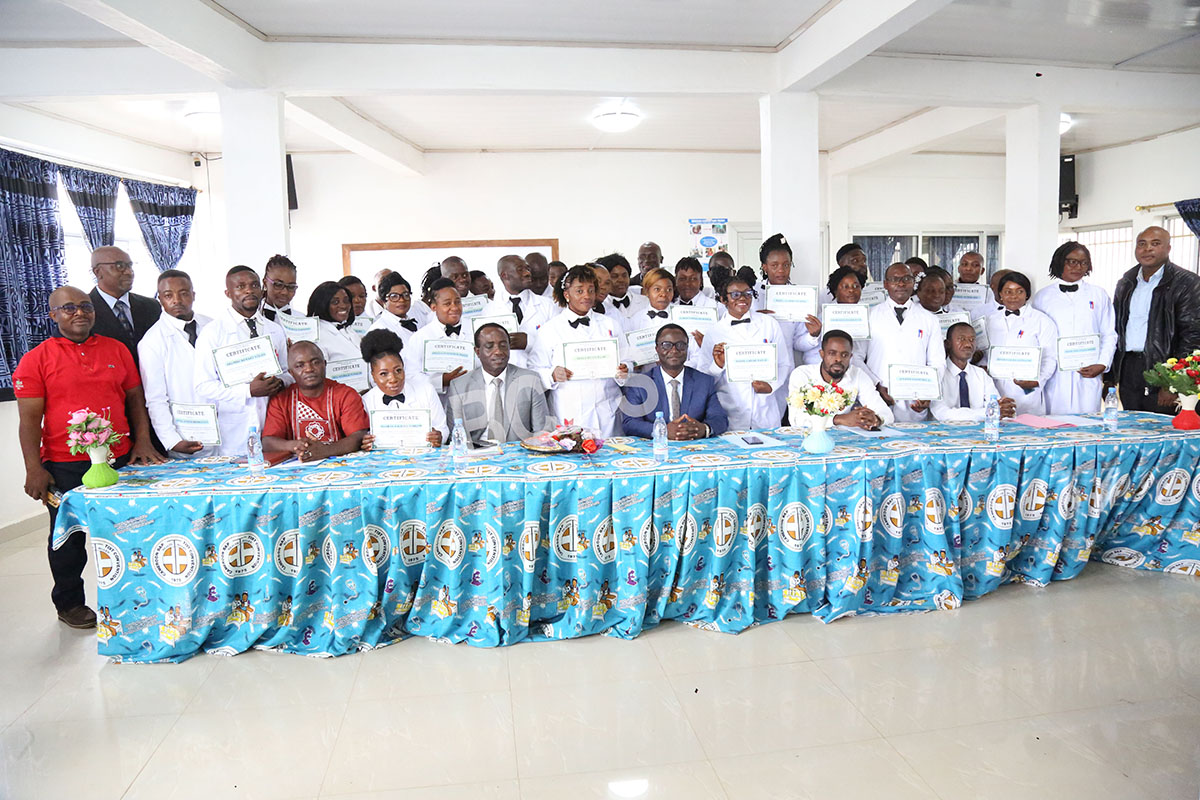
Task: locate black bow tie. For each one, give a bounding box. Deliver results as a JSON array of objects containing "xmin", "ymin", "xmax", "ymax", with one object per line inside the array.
[
  {"xmin": 612, "ymin": 296, "xmax": 630, "ymax": 309},
  {"xmin": 337, "ymin": 319, "xmax": 354, "ymax": 330},
  {"xmin": 568, "ymin": 316, "xmax": 590, "ymax": 329},
  {"xmin": 444, "ymin": 324, "xmax": 461, "ymax": 336},
  {"xmin": 649, "ymin": 310, "xmax": 668, "ymax": 319},
  {"xmin": 593, "ymin": 304, "xmax": 606, "ymax": 314},
  {"xmin": 382, "ymin": 393, "xmax": 405, "ymax": 405},
  {"xmin": 678, "ymin": 300, "xmax": 692, "ymax": 306},
  {"xmin": 1005, "ymin": 309, "xmax": 1020, "ymax": 317},
  {"xmin": 1059, "ymin": 284, "xmax": 1078, "ymax": 293},
  {"xmin": 730, "ymin": 318, "xmax": 750, "ymax": 326},
  {"xmin": 399, "ymin": 318, "xmax": 418, "ymax": 332}
]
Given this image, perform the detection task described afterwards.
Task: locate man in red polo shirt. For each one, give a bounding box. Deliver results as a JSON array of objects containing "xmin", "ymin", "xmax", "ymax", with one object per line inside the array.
[
  {"xmin": 262, "ymin": 340, "xmax": 370, "ymax": 461},
  {"xmin": 14, "ymin": 285, "xmax": 165, "ymax": 629}
]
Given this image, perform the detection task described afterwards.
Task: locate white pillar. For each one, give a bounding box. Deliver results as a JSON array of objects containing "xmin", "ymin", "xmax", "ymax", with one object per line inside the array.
[
  {"xmin": 827, "ymin": 172, "xmax": 850, "ymax": 263},
  {"xmin": 760, "ymin": 92, "xmax": 821, "ymax": 283},
  {"xmin": 1004, "ymin": 103, "xmax": 1060, "ymax": 278},
  {"xmin": 219, "ymin": 90, "xmax": 289, "ymax": 265}
]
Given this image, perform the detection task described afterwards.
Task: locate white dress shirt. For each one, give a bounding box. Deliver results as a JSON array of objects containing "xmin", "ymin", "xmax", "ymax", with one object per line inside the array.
[
  {"xmin": 699, "ymin": 311, "xmax": 791, "ymax": 430},
  {"xmin": 481, "ymin": 289, "xmax": 556, "ymax": 369},
  {"xmin": 138, "ymin": 312, "xmax": 214, "ymax": 456},
  {"xmin": 363, "ymin": 381, "xmax": 449, "ymax": 440},
  {"xmin": 930, "ymin": 358, "xmax": 1002, "ymax": 421},
  {"xmin": 96, "ymin": 287, "xmax": 130, "ymax": 314},
  {"xmin": 605, "ymin": 292, "xmax": 648, "ymax": 319},
  {"xmin": 864, "ymin": 299, "xmax": 945, "ymax": 421},
  {"xmin": 981, "ymin": 305, "xmax": 1060, "ymax": 415},
  {"xmin": 787, "ymin": 363, "xmax": 894, "ymax": 427},
  {"xmin": 673, "ymin": 292, "xmax": 719, "ymax": 311},
  {"xmin": 368, "ymin": 308, "xmax": 420, "ymax": 348},
  {"xmin": 404, "ymin": 318, "xmax": 474, "ymax": 397},
  {"xmin": 1125, "ymin": 266, "xmax": 1164, "ymax": 353},
  {"xmin": 528, "ymin": 309, "xmax": 627, "ymax": 437},
  {"xmin": 315, "ymin": 319, "xmax": 368, "ymax": 391},
  {"xmin": 193, "ymin": 306, "xmax": 290, "ymax": 456},
  {"xmin": 1032, "ymin": 280, "xmax": 1117, "ymax": 414}
]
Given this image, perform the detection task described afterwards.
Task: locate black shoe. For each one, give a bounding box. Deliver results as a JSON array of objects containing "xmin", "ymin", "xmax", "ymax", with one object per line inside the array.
[{"xmin": 57, "ymin": 605, "xmax": 97, "ymax": 629}]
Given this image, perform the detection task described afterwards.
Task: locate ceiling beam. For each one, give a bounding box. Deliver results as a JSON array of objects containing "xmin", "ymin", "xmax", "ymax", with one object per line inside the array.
[
  {"xmin": 285, "ymin": 97, "xmax": 424, "ymax": 175},
  {"xmin": 55, "ymin": 0, "xmax": 266, "ymax": 88},
  {"xmin": 777, "ymin": 0, "xmax": 955, "ymax": 92},
  {"xmin": 0, "ymin": 46, "xmax": 216, "ymax": 101},
  {"xmin": 827, "ymin": 106, "xmax": 1005, "ymax": 174}
]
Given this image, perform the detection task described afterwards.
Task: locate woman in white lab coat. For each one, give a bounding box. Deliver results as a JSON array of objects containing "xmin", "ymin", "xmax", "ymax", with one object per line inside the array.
[
  {"xmin": 307, "ymin": 281, "xmax": 369, "ymax": 392},
  {"xmin": 982, "ymin": 270, "xmax": 1059, "ymax": 415}
]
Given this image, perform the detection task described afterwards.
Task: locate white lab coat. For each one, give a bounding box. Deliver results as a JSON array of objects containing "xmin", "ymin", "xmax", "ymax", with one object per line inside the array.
[
  {"xmin": 699, "ymin": 311, "xmax": 791, "ymax": 431},
  {"xmin": 981, "ymin": 306, "xmax": 1059, "ymax": 415},
  {"xmin": 864, "ymin": 299, "xmax": 945, "ymax": 421},
  {"xmin": 528, "ymin": 309, "xmax": 627, "ymax": 437},
  {"xmin": 138, "ymin": 312, "xmax": 214, "ymax": 457},
  {"xmin": 1031, "ymin": 281, "xmax": 1117, "ymax": 414}
]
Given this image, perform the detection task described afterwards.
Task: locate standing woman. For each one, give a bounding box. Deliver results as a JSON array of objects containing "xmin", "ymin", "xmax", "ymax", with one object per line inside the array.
[
  {"xmin": 753, "ymin": 233, "xmax": 820, "ymax": 371},
  {"xmin": 982, "ymin": 270, "xmax": 1059, "ymax": 415},
  {"xmin": 528, "ymin": 264, "xmax": 629, "ymax": 437},
  {"xmin": 1032, "ymin": 241, "xmax": 1116, "ymax": 414},
  {"xmin": 700, "ymin": 275, "xmax": 791, "ymax": 430},
  {"xmin": 338, "ymin": 275, "xmax": 372, "ymax": 321},
  {"xmin": 368, "ymin": 272, "xmax": 421, "ymax": 347},
  {"xmin": 307, "ymin": 280, "xmax": 369, "ymax": 392},
  {"xmin": 810, "ymin": 266, "xmax": 878, "ymax": 384}
]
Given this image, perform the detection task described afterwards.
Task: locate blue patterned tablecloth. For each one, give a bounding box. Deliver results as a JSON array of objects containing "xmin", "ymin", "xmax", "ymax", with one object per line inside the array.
[{"xmin": 52, "ymin": 412, "xmax": 1200, "ymax": 662}]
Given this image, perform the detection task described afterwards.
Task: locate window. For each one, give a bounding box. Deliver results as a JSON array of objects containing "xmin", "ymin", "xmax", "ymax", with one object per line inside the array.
[
  {"xmin": 1165, "ymin": 216, "xmax": 1200, "ymax": 274},
  {"xmin": 1059, "ymin": 224, "xmax": 1134, "ymax": 298},
  {"xmin": 849, "ymin": 231, "xmax": 1003, "ymax": 282},
  {"xmin": 851, "ymin": 235, "xmax": 918, "ymax": 282}
]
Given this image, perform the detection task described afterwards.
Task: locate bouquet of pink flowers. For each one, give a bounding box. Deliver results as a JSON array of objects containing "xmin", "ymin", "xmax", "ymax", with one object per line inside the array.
[{"xmin": 66, "ymin": 409, "xmax": 123, "ymax": 456}]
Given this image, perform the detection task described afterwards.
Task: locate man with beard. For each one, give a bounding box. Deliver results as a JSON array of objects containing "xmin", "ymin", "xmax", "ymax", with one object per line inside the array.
[{"xmin": 786, "ymin": 329, "xmax": 892, "ymax": 429}]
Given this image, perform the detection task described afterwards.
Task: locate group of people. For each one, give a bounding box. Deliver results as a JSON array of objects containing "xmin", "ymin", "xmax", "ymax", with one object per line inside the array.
[{"xmin": 13, "ymin": 225, "xmax": 1197, "ymax": 627}]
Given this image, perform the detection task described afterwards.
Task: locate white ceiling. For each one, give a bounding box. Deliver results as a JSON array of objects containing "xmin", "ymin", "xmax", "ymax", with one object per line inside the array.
[
  {"xmin": 922, "ymin": 110, "xmax": 1200, "ymax": 156},
  {"xmin": 213, "ymin": 0, "xmax": 828, "ymax": 48},
  {"xmin": 0, "ymin": 0, "xmax": 131, "ymax": 43}
]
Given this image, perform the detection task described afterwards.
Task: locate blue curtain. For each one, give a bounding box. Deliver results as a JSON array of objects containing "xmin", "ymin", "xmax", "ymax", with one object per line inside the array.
[
  {"xmin": 123, "ymin": 178, "xmax": 197, "ymax": 272},
  {"xmin": 59, "ymin": 165, "xmax": 119, "ymax": 250},
  {"xmin": 1176, "ymin": 198, "xmax": 1200, "ymax": 239},
  {"xmin": 852, "ymin": 236, "xmax": 917, "ymax": 282},
  {"xmin": 0, "ymin": 148, "xmax": 65, "ymax": 395}
]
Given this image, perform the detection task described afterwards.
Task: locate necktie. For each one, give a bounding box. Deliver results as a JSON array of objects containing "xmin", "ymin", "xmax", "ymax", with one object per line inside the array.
[
  {"xmin": 958, "ymin": 370, "xmax": 970, "ymax": 408},
  {"xmin": 510, "ymin": 296, "xmax": 524, "ymax": 324},
  {"xmin": 669, "ymin": 378, "xmax": 681, "ymax": 421},
  {"xmin": 399, "ymin": 318, "xmax": 418, "ymax": 332},
  {"xmin": 1059, "ymin": 284, "xmax": 1078, "ymax": 293},
  {"xmin": 488, "ymin": 376, "xmax": 505, "ymax": 441},
  {"xmin": 569, "ymin": 317, "xmax": 590, "ymax": 329},
  {"xmin": 113, "ymin": 299, "xmax": 134, "ymax": 339},
  {"xmin": 382, "ymin": 393, "xmax": 405, "ymax": 405},
  {"xmin": 730, "ymin": 318, "xmax": 750, "ymax": 326},
  {"xmin": 1005, "ymin": 309, "xmax": 1020, "ymax": 317},
  {"xmin": 445, "ymin": 324, "xmax": 461, "ymax": 336},
  {"xmin": 894, "ymin": 306, "xmax": 906, "ymax": 325},
  {"xmin": 183, "ymin": 320, "xmax": 198, "ymax": 347},
  {"xmin": 613, "ymin": 296, "xmax": 630, "ymax": 309},
  {"xmin": 649, "ymin": 310, "xmax": 668, "ymax": 319},
  {"xmin": 246, "ymin": 317, "xmax": 259, "ymax": 337}
]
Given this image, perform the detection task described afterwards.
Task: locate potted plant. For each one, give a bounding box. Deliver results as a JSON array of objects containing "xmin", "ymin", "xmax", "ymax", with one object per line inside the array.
[
  {"xmin": 66, "ymin": 409, "xmax": 124, "ymax": 487},
  {"xmin": 786, "ymin": 382, "xmax": 855, "ymax": 453},
  {"xmin": 1143, "ymin": 352, "xmax": 1200, "ymax": 430}
]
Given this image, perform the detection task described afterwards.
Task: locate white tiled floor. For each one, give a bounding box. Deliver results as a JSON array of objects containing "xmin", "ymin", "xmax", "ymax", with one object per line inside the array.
[{"xmin": 1, "ymin": 527, "xmax": 1199, "ymax": 799}]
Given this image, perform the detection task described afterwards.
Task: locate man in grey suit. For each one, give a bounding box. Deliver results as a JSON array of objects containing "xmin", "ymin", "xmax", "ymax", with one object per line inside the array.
[{"xmin": 448, "ymin": 323, "xmax": 554, "ymax": 444}]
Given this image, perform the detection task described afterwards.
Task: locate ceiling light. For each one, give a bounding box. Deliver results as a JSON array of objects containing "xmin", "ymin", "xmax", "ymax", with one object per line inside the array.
[
  {"xmin": 1059, "ymin": 113, "xmax": 1074, "ymax": 135},
  {"xmin": 591, "ymin": 101, "xmax": 642, "ymax": 133}
]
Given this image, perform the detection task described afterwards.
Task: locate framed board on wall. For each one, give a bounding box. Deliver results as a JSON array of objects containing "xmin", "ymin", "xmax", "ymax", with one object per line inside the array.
[{"xmin": 342, "ymin": 239, "xmax": 560, "ymax": 292}]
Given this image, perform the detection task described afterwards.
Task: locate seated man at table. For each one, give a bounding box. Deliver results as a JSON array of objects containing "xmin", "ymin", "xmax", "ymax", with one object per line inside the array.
[
  {"xmin": 620, "ymin": 324, "xmax": 728, "ymax": 439},
  {"xmin": 787, "ymin": 329, "xmax": 893, "ymax": 430},
  {"xmin": 262, "ymin": 341, "xmax": 370, "ymax": 461},
  {"xmin": 447, "ymin": 323, "xmax": 554, "ymax": 444},
  {"xmin": 931, "ymin": 322, "xmax": 1016, "ymax": 422}
]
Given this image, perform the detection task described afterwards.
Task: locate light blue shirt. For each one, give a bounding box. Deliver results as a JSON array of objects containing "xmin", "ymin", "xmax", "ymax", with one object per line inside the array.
[{"xmin": 1126, "ymin": 266, "xmax": 1164, "ymax": 352}]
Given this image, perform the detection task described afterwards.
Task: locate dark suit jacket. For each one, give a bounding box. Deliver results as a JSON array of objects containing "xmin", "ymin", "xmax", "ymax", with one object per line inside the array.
[
  {"xmin": 1110, "ymin": 261, "xmax": 1200, "ymax": 379},
  {"xmin": 447, "ymin": 364, "xmax": 555, "ymax": 444},
  {"xmin": 89, "ymin": 287, "xmax": 161, "ymax": 363},
  {"xmin": 620, "ymin": 365, "xmax": 729, "ymax": 438}
]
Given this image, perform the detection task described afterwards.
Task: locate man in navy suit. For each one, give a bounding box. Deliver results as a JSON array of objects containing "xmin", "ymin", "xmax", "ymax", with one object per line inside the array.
[
  {"xmin": 87, "ymin": 246, "xmax": 160, "ymax": 364},
  {"xmin": 620, "ymin": 324, "xmax": 728, "ymax": 439}
]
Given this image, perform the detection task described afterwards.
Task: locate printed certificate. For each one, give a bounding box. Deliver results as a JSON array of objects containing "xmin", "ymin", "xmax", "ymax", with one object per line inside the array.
[
  {"xmin": 887, "ymin": 364, "xmax": 942, "ymax": 401},
  {"xmin": 764, "ymin": 285, "xmax": 819, "ymax": 322},
  {"xmin": 326, "ymin": 358, "xmax": 369, "ymax": 386},
  {"xmin": 724, "ymin": 343, "xmax": 777, "ymax": 383},
  {"xmin": 423, "ymin": 339, "xmax": 474, "ymax": 373},
  {"xmin": 626, "ymin": 327, "xmax": 662, "ymax": 366},
  {"xmin": 859, "ymin": 285, "xmax": 889, "ymax": 307},
  {"xmin": 1057, "ymin": 334, "xmax": 1102, "ymax": 371},
  {"xmin": 370, "ymin": 408, "xmax": 431, "ymax": 450},
  {"xmin": 213, "ymin": 336, "xmax": 282, "ymax": 387},
  {"xmin": 989, "ymin": 345, "xmax": 1041, "ymax": 381},
  {"xmin": 275, "ymin": 314, "xmax": 319, "ymax": 343},
  {"xmin": 670, "ymin": 305, "xmax": 718, "ymax": 332},
  {"xmin": 953, "ymin": 283, "xmax": 988, "ymax": 306},
  {"xmin": 937, "ymin": 311, "xmax": 971, "ymax": 336},
  {"xmin": 562, "ymin": 338, "xmax": 620, "ymax": 379},
  {"xmin": 459, "ymin": 294, "xmax": 489, "ymax": 318},
  {"xmin": 971, "ymin": 318, "xmax": 990, "ymax": 351},
  {"xmin": 170, "ymin": 402, "xmax": 220, "ymax": 445},
  {"xmin": 350, "ymin": 317, "xmax": 372, "ymax": 337},
  {"xmin": 821, "ymin": 304, "xmax": 871, "ymax": 340}
]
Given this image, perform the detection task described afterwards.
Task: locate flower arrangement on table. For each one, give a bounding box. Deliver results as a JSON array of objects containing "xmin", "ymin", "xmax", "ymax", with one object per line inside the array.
[
  {"xmin": 67, "ymin": 409, "xmax": 124, "ymax": 487},
  {"xmin": 1144, "ymin": 352, "xmax": 1200, "ymax": 429},
  {"xmin": 521, "ymin": 423, "xmax": 604, "ymax": 454},
  {"xmin": 786, "ymin": 383, "xmax": 856, "ymax": 453}
]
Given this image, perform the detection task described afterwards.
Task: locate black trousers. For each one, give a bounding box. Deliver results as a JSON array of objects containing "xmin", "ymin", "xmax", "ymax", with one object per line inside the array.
[
  {"xmin": 43, "ymin": 455, "xmax": 129, "ymax": 612},
  {"xmin": 1117, "ymin": 352, "xmax": 1175, "ymax": 415}
]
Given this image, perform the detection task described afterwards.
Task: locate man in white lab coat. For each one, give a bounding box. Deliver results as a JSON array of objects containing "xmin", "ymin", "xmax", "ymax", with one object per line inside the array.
[{"xmin": 865, "ymin": 262, "xmax": 945, "ymax": 422}]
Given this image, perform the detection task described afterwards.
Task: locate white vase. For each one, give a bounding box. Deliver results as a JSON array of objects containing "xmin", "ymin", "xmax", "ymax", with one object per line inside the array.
[
  {"xmin": 1176, "ymin": 393, "xmax": 1198, "ymax": 412},
  {"xmin": 87, "ymin": 445, "xmax": 111, "ymax": 465}
]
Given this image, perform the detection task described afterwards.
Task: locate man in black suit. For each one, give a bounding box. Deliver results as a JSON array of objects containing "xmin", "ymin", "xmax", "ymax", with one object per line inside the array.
[{"xmin": 88, "ymin": 246, "xmax": 160, "ymax": 364}]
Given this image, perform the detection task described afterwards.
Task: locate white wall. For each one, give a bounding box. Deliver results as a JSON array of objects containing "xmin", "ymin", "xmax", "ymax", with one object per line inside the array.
[
  {"xmin": 846, "ymin": 153, "xmax": 1006, "ymax": 232},
  {"xmin": 0, "ymin": 402, "xmax": 49, "ymax": 536}
]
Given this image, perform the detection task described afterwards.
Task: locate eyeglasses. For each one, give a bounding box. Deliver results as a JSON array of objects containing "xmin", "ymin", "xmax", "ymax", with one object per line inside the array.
[
  {"xmin": 385, "ymin": 292, "xmax": 411, "ymax": 301},
  {"xmin": 725, "ymin": 290, "xmax": 754, "ymax": 300},
  {"xmin": 95, "ymin": 260, "xmax": 134, "ymax": 273},
  {"xmin": 656, "ymin": 340, "xmax": 689, "ymax": 352},
  {"xmin": 265, "ymin": 278, "xmax": 299, "ymax": 292},
  {"xmin": 51, "ymin": 302, "xmax": 95, "ymax": 315},
  {"xmin": 1064, "ymin": 258, "xmax": 1090, "ymax": 267},
  {"xmin": 886, "ymin": 275, "xmax": 915, "ymax": 285}
]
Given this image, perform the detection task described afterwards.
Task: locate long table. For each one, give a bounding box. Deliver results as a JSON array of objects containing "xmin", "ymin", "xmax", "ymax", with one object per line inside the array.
[{"xmin": 52, "ymin": 412, "xmax": 1200, "ymax": 663}]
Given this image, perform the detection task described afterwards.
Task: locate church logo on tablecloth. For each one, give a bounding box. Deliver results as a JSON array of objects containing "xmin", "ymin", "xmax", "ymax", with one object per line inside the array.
[
  {"xmin": 778, "ymin": 503, "xmax": 813, "ymax": 552},
  {"xmin": 520, "ymin": 522, "xmax": 539, "ymax": 571},
  {"xmin": 640, "ymin": 518, "xmax": 659, "ymax": 557},
  {"xmin": 878, "ymin": 493, "xmax": 905, "ymax": 538},
  {"xmin": 92, "ymin": 539, "xmax": 124, "ymax": 589},
  {"xmin": 854, "ymin": 496, "xmax": 874, "ymax": 542},
  {"xmin": 434, "ymin": 521, "xmax": 466, "ymax": 568},
  {"xmin": 745, "ymin": 503, "xmax": 767, "ymax": 547},
  {"xmin": 1164, "ymin": 559, "xmax": 1200, "ymax": 576},
  {"xmin": 150, "ymin": 535, "xmax": 199, "ymax": 587},
  {"xmin": 677, "ymin": 513, "xmax": 698, "ymax": 556},
  {"xmin": 219, "ymin": 533, "xmax": 265, "ymax": 578},
  {"xmin": 274, "ymin": 530, "xmax": 302, "ymax": 577},
  {"xmin": 1019, "ymin": 479, "xmax": 1048, "ymax": 521},
  {"xmin": 362, "ymin": 525, "xmax": 391, "ymax": 574},
  {"xmin": 484, "ymin": 525, "xmax": 501, "ymax": 571},
  {"xmin": 553, "ymin": 515, "xmax": 585, "ymax": 561},
  {"xmin": 321, "ymin": 535, "xmax": 339, "ymax": 570},
  {"xmin": 986, "ymin": 485, "xmax": 1016, "ymax": 529},
  {"xmin": 1057, "ymin": 480, "xmax": 1079, "ymax": 520},
  {"xmin": 397, "ymin": 520, "xmax": 428, "ymax": 566},
  {"xmin": 1132, "ymin": 472, "xmax": 1154, "ymax": 502},
  {"xmin": 955, "ymin": 488, "xmax": 972, "ymax": 522},
  {"xmin": 593, "ymin": 517, "xmax": 617, "ymax": 563},
  {"xmin": 1101, "ymin": 547, "xmax": 1145, "ymax": 568},
  {"xmin": 713, "ymin": 508, "xmax": 738, "ymax": 557},
  {"xmin": 1157, "ymin": 469, "xmax": 1191, "ymax": 506},
  {"xmin": 1086, "ymin": 477, "xmax": 1104, "ymax": 518},
  {"xmin": 923, "ymin": 489, "xmax": 946, "ymax": 535}
]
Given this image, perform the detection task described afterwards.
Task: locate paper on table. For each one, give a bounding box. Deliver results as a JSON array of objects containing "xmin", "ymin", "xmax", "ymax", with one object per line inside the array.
[
  {"xmin": 1044, "ymin": 414, "xmax": 1104, "ymax": 427},
  {"xmin": 843, "ymin": 426, "xmax": 908, "ymax": 438},
  {"xmin": 1010, "ymin": 414, "xmax": 1073, "ymax": 429}
]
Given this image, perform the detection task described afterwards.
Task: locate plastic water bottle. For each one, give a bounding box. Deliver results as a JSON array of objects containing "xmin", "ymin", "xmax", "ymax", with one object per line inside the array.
[
  {"xmin": 653, "ymin": 411, "xmax": 668, "ymax": 462},
  {"xmin": 1103, "ymin": 386, "xmax": 1119, "ymax": 433},
  {"xmin": 247, "ymin": 425, "xmax": 265, "ymax": 472},
  {"xmin": 450, "ymin": 417, "xmax": 469, "ymax": 464},
  {"xmin": 984, "ymin": 394, "xmax": 1000, "ymax": 443}
]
